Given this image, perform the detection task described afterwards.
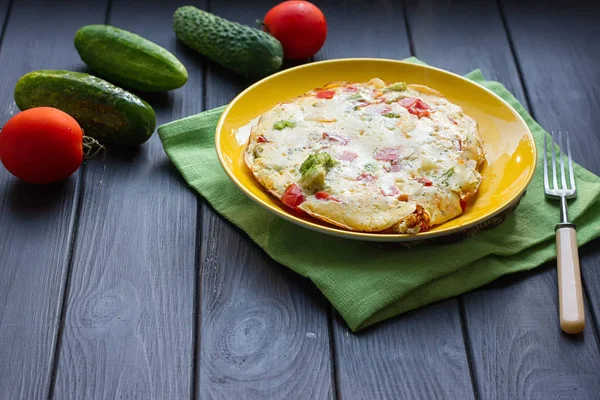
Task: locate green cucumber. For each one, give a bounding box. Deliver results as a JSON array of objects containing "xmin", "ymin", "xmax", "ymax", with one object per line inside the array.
[
  {"xmin": 75, "ymin": 24, "xmax": 188, "ymax": 92},
  {"xmin": 172, "ymin": 6, "xmax": 283, "ymax": 79},
  {"xmin": 14, "ymin": 70, "xmax": 156, "ymax": 146}
]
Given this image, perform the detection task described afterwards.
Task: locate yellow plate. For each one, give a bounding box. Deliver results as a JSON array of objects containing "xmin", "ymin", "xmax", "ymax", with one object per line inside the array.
[{"xmin": 216, "ymin": 59, "xmax": 536, "ymax": 242}]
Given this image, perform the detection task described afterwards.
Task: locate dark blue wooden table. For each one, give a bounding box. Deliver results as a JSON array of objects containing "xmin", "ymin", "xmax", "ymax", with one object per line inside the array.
[{"xmin": 1, "ymin": 0, "xmax": 600, "ymax": 398}]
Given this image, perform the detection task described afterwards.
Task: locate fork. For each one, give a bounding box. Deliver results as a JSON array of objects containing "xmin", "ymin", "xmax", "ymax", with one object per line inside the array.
[{"xmin": 544, "ymin": 131, "xmax": 585, "ymax": 334}]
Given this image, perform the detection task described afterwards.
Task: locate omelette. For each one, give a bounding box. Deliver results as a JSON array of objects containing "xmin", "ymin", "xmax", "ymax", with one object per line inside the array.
[{"xmin": 244, "ymin": 78, "xmax": 485, "ymax": 234}]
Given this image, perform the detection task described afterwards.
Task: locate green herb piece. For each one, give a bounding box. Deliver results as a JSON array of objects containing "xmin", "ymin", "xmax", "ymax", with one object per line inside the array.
[
  {"xmin": 383, "ymin": 112, "xmax": 401, "ymax": 118},
  {"xmin": 364, "ymin": 163, "xmax": 377, "ymax": 172},
  {"xmin": 300, "ymin": 152, "xmax": 338, "ymax": 190},
  {"xmin": 440, "ymin": 167, "xmax": 455, "ymax": 181},
  {"xmin": 347, "ymin": 93, "xmax": 363, "ymax": 100},
  {"xmin": 385, "ymin": 82, "xmax": 407, "ymax": 92},
  {"xmin": 386, "ymin": 96, "xmax": 404, "ymax": 104},
  {"xmin": 273, "ymin": 120, "xmax": 296, "ymax": 130}
]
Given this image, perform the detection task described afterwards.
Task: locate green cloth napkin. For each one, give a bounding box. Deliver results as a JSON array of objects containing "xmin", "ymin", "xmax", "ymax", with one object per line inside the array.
[{"xmin": 158, "ymin": 59, "xmax": 600, "ymax": 331}]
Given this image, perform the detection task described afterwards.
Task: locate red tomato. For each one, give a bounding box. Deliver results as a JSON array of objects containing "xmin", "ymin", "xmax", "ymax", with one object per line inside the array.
[
  {"xmin": 264, "ymin": 1, "xmax": 327, "ymax": 60},
  {"xmin": 316, "ymin": 90, "xmax": 335, "ymax": 99},
  {"xmin": 399, "ymin": 97, "xmax": 431, "ymax": 118},
  {"xmin": 282, "ymin": 183, "xmax": 305, "ymax": 208},
  {"xmin": 415, "ymin": 177, "xmax": 433, "ymax": 186},
  {"xmin": 0, "ymin": 107, "xmax": 83, "ymax": 184},
  {"xmin": 315, "ymin": 191, "xmax": 341, "ymax": 202},
  {"xmin": 460, "ymin": 198, "xmax": 467, "ymax": 212}
]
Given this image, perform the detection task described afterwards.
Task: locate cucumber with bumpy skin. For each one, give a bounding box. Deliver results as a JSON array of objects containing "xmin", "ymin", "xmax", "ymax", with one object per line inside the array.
[
  {"xmin": 14, "ymin": 70, "xmax": 156, "ymax": 146},
  {"xmin": 172, "ymin": 6, "xmax": 283, "ymax": 79},
  {"xmin": 75, "ymin": 24, "xmax": 188, "ymax": 92}
]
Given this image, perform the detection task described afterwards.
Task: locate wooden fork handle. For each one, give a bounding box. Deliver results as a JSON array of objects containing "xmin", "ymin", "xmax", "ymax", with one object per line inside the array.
[{"xmin": 556, "ymin": 224, "xmax": 585, "ymax": 334}]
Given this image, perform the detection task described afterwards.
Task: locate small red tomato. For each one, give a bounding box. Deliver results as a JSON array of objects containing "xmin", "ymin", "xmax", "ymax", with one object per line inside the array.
[
  {"xmin": 315, "ymin": 191, "xmax": 330, "ymax": 200},
  {"xmin": 315, "ymin": 191, "xmax": 341, "ymax": 202},
  {"xmin": 316, "ymin": 90, "xmax": 335, "ymax": 99},
  {"xmin": 282, "ymin": 183, "xmax": 305, "ymax": 208},
  {"xmin": 264, "ymin": 1, "xmax": 327, "ymax": 60},
  {"xmin": 415, "ymin": 177, "xmax": 433, "ymax": 186},
  {"xmin": 0, "ymin": 107, "xmax": 83, "ymax": 184},
  {"xmin": 399, "ymin": 97, "xmax": 431, "ymax": 118}
]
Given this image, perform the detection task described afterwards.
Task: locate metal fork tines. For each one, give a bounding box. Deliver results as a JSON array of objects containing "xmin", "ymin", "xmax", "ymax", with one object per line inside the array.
[
  {"xmin": 543, "ymin": 131, "xmax": 584, "ymax": 334},
  {"xmin": 544, "ymin": 131, "xmax": 577, "ymax": 220}
]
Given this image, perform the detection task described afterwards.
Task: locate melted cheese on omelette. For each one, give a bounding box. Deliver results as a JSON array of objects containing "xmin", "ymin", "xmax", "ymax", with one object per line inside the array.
[{"xmin": 244, "ymin": 78, "xmax": 485, "ymax": 234}]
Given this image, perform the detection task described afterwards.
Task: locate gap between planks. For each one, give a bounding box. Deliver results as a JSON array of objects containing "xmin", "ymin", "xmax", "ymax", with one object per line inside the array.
[
  {"xmin": 0, "ymin": 0, "xmax": 14, "ymax": 54},
  {"xmin": 47, "ymin": 166, "xmax": 86, "ymax": 400},
  {"xmin": 191, "ymin": 7, "xmax": 210, "ymax": 393},
  {"xmin": 402, "ymin": 0, "xmax": 479, "ymax": 396},
  {"xmin": 497, "ymin": 0, "xmax": 600, "ymax": 346},
  {"xmin": 46, "ymin": 1, "xmax": 113, "ymax": 398}
]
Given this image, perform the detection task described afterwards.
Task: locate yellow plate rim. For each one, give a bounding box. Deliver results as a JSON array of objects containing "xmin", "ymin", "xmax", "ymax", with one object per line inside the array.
[{"xmin": 215, "ymin": 58, "xmax": 537, "ymax": 242}]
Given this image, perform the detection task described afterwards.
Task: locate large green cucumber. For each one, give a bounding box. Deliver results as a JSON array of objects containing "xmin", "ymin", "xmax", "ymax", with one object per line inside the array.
[
  {"xmin": 14, "ymin": 70, "xmax": 156, "ymax": 146},
  {"xmin": 172, "ymin": 6, "xmax": 283, "ymax": 79},
  {"xmin": 75, "ymin": 24, "xmax": 188, "ymax": 92}
]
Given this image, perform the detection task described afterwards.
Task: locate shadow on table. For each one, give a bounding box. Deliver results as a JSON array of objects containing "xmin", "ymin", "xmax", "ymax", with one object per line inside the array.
[
  {"xmin": 6, "ymin": 178, "xmax": 72, "ymax": 216},
  {"xmin": 95, "ymin": 144, "xmax": 145, "ymax": 164},
  {"xmin": 153, "ymin": 156, "xmax": 190, "ymax": 187}
]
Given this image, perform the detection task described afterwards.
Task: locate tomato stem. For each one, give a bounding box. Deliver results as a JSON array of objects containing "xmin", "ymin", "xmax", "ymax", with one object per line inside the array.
[
  {"xmin": 82, "ymin": 136, "xmax": 105, "ymax": 159},
  {"xmin": 256, "ymin": 19, "xmax": 268, "ymax": 33}
]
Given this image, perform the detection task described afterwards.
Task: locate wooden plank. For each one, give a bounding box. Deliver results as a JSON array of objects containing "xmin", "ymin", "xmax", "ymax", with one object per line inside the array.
[
  {"xmin": 0, "ymin": 0, "xmax": 9, "ymax": 38},
  {"xmin": 405, "ymin": 0, "xmax": 526, "ymax": 103},
  {"xmin": 316, "ymin": 0, "xmax": 411, "ymax": 60},
  {"xmin": 197, "ymin": 1, "xmax": 334, "ymax": 398},
  {"xmin": 0, "ymin": 0, "xmax": 106, "ymax": 398},
  {"xmin": 473, "ymin": 0, "xmax": 600, "ymax": 398},
  {"xmin": 501, "ymin": 0, "xmax": 600, "ymax": 172},
  {"xmin": 334, "ymin": 302, "xmax": 474, "ymax": 400},
  {"xmin": 320, "ymin": 2, "xmax": 475, "ymax": 399},
  {"xmin": 407, "ymin": 0, "xmax": 600, "ymax": 398},
  {"xmin": 52, "ymin": 1, "xmax": 203, "ymax": 398}
]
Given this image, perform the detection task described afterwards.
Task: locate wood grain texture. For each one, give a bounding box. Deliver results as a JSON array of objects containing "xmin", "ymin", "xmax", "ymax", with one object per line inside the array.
[
  {"xmin": 322, "ymin": 2, "xmax": 474, "ymax": 399},
  {"xmin": 52, "ymin": 1, "xmax": 203, "ymax": 398},
  {"xmin": 504, "ymin": 1, "xmax": 600, "ymax": 349},
  {"xmin": 406, "ymin": 0, "xmax": 600, "ymax": 398},
  {"xmin": 198, "ymin": 211, "xmax": 334, "ymax": 400},
  {"xmin": 334, "ymin": 302, "xmax": 474, "ymax": 400},
  {"xmin": 0, "ymin": 1, "xmax": 105, "ymax": 398},
  {"xmin": 405, "ymin": 0, "xmax": 526, "ymax": 102},
  {"xmin": 316, "ymin": 0, "xmax": 411, "ymax": 60},
  {"xmin": 0, "ymin": 0, "xmax": 9, "ymax": 37},
  {"xmin": 197, "ymin": 1, "xmax": 333, "ymax": 399},
  {"xmin": 491, "ymin": 0, "xmax": 600, "ymax": 398}
]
